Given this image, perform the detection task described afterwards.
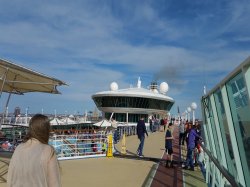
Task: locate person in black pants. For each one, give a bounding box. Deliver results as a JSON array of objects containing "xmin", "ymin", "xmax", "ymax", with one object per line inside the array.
[
  {"xmin": 136, "ymin": 117, "xmax": 148, "ymax": 157},
  {"xmin": 165, "ymin": 122, "xmax": 174, "ymax": 167},
  {"xmin": 149, "ymin": 118, "xmax": 154, "ymax": 133}
]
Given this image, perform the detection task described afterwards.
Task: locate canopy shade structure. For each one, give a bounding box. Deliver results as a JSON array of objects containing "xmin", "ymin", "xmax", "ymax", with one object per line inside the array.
[{"xmin": 0, "ymin": 58, "xmax": 67, "ymax": 95}]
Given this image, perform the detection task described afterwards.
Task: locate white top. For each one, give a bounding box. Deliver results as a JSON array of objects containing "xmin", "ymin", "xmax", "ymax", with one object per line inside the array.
[
  {"xmin": 7, "ymin": 139, "xmax": 61, "ymax": 187},
  {"xmin": 179, "ymin": 121, "xmax": 185, "ymax": 133}
]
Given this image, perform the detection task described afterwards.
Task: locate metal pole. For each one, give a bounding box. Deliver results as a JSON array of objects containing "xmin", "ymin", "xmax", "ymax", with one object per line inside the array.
[
  {"xmin": 3, "ymin": 93, "xmax": 12, "ymax": 123},
  {"xmin": 0, "ymin": 68, "xmax": 8, "ymax": 99}
]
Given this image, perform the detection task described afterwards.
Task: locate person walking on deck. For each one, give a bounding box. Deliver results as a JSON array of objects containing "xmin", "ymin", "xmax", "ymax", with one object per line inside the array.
[
  {"xmin": 163, "ymin": 117, "xmax": 168, "ymax": 131},
  {"xmin": 160, "ymin": 118, "xmax": 164, "ymax": 132},
  {"xmin": 179, "ymin": 119, "xmax": 185, "ymax": 145},
  {"xmin": 136, "ymin": 117, "xmax": 148, "ymax": 157},
  {"xmin": 165, "ymin": 122, "xmax": 174, "ymax": 167},
  {"xmin": 149, "ymin": 118, "xmax": 154, "ymax": 133}
]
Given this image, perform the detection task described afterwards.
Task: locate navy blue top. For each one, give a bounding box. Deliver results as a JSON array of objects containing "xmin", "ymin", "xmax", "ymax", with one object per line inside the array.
[
  {"xmin": 188, "ymin": 128, "xmax": 201, "ymax": 149},
  {"xmin": 165, "ymin": 129, "xmax": 172, "ymax": 149},
  {"xmin": 136, "ymin": 119, "xmax": 148, "ymax": 138}
]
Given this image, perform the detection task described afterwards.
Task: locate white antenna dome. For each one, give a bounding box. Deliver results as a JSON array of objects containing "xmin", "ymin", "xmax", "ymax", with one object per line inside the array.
[
  {"xmin": 110, "ymin": 82, "xmax": 118, "ymax": 91},
  {"xmin": 160, "ymin": 82, "xmax": 169, "ymax": 94}
]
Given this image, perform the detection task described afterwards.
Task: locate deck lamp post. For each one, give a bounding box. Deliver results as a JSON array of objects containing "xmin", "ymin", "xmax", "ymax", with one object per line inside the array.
[
  {"xmin": 191, "ymin": 102, "xmax": 197, "ymax": 125},
  {"xmin": 187, "ymin": 107, "xmax": 191, "ymax": 122}
]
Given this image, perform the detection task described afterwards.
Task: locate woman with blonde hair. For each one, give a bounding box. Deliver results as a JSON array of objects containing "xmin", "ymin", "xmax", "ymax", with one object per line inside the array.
[{"xmin": 7, "ymin": 114, "xmax": 61, "ymax": 187}]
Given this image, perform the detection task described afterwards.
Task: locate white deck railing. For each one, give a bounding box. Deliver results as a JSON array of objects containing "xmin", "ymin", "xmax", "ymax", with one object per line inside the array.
[
  {"xmin": 0, "ymin": 116, "xmax": 30, "ymax": 127},
  {"xmin": 49, "ymin": 133, "xmax": 109, "ymax": 160}
]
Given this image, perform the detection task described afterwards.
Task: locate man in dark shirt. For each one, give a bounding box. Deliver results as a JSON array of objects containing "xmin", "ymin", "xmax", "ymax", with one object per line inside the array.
[{"xmin": 136, "ymin": 117, "xmax": 148, "ymax": 157}]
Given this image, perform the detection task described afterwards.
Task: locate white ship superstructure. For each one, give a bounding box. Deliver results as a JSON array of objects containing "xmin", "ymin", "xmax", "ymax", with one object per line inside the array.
[{"xmin": 92, "ymin": 77, "xmax": 175, "ymax": 123}]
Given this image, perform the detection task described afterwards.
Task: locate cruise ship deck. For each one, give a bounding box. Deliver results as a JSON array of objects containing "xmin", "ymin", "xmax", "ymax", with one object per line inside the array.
[
  {"xmin": 1, "ymin": 57, "xmax": 250, "ymax": 187},
  {"xmin": 0, "ymin": 126, "xmax": 206, "ymax": 187}
]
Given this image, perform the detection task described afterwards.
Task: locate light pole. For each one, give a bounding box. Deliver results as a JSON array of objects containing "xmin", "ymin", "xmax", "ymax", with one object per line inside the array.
[
  {"xmin": 191, "ymin": 102, "xmax": 197, "ymax": 125},
  {"xmin": 187, "ymin": 107, "xmax": 191, "ymax": 122}
]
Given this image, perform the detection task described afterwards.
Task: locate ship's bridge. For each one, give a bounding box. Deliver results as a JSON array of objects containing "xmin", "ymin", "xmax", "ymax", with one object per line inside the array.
[{"xmin": 92, "ymin": 79, "xmax": 174, "ymax": 122}]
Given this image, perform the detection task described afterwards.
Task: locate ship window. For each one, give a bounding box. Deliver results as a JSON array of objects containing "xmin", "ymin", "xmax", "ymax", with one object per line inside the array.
[{"xmin": 93, "ymin": 96, "xmax": 173, "ymax": 111}]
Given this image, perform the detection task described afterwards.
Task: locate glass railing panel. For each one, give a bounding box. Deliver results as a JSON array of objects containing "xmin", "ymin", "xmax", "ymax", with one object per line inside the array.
[
  {"xmin": 214, "ymin": 89, "xmax": 236, "ymax": 175},
  {"xmin": 226, "ymin": 72, "xmax": 250, "ymax": 186}
]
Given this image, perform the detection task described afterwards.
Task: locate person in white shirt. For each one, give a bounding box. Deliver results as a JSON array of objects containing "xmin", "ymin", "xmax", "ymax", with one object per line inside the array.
[
  {"xmin": 7, "ymin": 114, "xmax": 61, "ymax": 187},
  {"xmin": 197, "ymin": 143, "xmax": 206, "ymax": 178},
  {"xmin": 179, "ymin": 119, "xmax": 185, "ymax": 145}
]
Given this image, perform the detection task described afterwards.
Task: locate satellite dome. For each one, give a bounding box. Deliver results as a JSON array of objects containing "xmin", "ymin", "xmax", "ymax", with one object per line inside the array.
[
  {"xmin": 159, "ymin": 82, "xmax": 169, "ymax": 94},
  {"xmin": 110, "ymin": 82, "xmax": 118, "ymax": 91}
]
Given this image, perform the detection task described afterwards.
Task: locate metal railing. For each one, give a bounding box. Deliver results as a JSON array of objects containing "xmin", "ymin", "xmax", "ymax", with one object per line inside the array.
[{"xmin": 201, "ymin": 143, "xmax": 243, "ymax": 187}]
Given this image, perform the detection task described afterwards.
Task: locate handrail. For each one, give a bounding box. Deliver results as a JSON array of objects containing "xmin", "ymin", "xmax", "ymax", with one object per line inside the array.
[{"xmin": 200, "ymin": 143, "xmax": 243, "ymax": 187}]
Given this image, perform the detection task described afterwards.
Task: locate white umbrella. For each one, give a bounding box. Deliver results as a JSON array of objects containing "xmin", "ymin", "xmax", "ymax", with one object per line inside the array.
[
  {"xmin": 61, "ymin": 117, "xmax": 76, "ymax": 125},
  {"xmin": 93, "ymin": 119, "xmax": 112, "ymax": 127},
  {"xmin": 50, "ymin": 118, "xmax": 64, "ymax": 125}
]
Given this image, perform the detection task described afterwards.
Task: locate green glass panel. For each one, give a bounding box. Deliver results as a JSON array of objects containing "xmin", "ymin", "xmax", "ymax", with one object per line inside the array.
[
  {"xmin": 226, "ymin": 73, "xmax": 250, "ymax": 184},
  {"xmin": 214, "ymin": 89, "xmax": 236, "ymax": 176}
]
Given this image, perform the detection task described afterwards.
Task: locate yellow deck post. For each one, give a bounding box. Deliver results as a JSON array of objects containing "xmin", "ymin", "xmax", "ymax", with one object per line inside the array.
[
  {"xmin": 121, "ymin": 134, "xmax": 126, "ymax": 155},
  {"xmin": 107, "ymin": 134, "xmax": 113, "ymax": 157}
]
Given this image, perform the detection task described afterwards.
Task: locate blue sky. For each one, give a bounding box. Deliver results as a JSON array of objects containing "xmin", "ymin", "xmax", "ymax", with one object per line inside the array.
[{"xmin": 0, "ymin": 0, "xmax": 250, "ymax": 118}]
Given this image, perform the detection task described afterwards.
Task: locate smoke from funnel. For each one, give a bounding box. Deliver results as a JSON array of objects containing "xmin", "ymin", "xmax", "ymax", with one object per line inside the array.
[{"xmin": 153, "ymin": 64, "xmax": 186, "ymax": 90}]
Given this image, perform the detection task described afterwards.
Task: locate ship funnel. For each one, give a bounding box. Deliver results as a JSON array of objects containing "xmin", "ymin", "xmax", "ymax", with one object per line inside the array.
[{"xmin": 150, "ymin": 82, "xmax": 159, "ymax": 93}]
